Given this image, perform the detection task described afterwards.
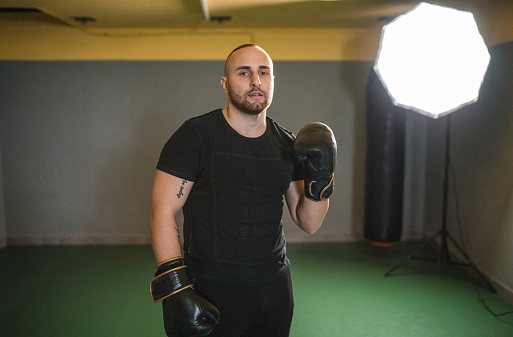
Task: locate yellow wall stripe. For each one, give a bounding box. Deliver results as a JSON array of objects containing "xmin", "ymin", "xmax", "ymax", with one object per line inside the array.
[{"xmin": 1, "ymin": 1, "xmax": 512, "ymax": 62}]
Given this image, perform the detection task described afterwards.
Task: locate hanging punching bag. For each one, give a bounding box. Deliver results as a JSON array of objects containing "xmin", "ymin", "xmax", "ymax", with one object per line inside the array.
[{"xmin": 363, "ymin": 69, "xmax": 405, "ymax": 247}]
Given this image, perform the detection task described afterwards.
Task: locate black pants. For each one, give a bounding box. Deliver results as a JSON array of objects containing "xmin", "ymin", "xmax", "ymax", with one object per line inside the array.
[{"xmin": 195, "ymin": 269, "xmax": 294, "ymax": 337}]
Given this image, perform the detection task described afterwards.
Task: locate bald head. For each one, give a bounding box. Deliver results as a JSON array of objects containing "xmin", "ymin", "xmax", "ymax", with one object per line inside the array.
[{"xmin": 224, "ymin": 44, "xmax": 273, "ymax": 77}]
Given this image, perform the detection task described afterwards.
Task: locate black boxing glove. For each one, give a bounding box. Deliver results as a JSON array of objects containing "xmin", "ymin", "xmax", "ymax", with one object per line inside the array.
[
  {"xmin": 150, "ymin": 257, "xmax": 220, "ymax": 337},
  {"xmin": 294, "ymin": 122, "xmax": 337, "ymax": 201}
]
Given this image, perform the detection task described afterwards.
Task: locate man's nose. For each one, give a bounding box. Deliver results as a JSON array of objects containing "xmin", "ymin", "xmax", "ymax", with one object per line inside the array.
[{"xmin": 250, "ymin": 73, "xmax": 261, "ymax": 87}]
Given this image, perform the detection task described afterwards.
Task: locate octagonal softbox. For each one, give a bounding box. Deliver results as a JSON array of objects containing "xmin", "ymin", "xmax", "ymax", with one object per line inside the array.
[{"xmin": 374, "ymin": 2, "xmax": 490, "ymax": 119}]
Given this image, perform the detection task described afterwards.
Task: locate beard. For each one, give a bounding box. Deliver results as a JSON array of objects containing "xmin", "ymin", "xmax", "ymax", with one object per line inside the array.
[{"xmin": 227, "ymin": 86, "xmax": 272, "ymax": 116}]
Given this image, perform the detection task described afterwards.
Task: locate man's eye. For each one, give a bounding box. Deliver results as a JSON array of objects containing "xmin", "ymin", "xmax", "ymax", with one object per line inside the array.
[
  {"xmin": 239, "ymin": 71, "xmax": 249, "ymax": 76},
  {"xmin": 260, "ymin": 71, "xmax": 269, "ymax": 76}
]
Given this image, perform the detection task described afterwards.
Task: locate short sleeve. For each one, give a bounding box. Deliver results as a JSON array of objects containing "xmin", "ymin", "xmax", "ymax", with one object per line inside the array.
[
  {"xmin": 156, "ymin": 120, "xmax": 202, "ymax": 182},
  {"xmin": 285, "ymin": 130, "xmax": 304, "ymax": 182}
]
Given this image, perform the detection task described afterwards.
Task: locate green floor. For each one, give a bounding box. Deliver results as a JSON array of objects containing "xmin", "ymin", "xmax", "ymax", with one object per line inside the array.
[{"xmin": 1, "ymin": 242, "xmax": 512, "ymax": 336}]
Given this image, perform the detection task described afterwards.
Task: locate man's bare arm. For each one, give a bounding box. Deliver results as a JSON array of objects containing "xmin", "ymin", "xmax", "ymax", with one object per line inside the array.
[
  {"xmin": 285, "ymin": 180, "xmax": 329, "ymax": 234},
  {"xmin": 150, "ymin": 169, "xmax": 193, "ymax": 264}
]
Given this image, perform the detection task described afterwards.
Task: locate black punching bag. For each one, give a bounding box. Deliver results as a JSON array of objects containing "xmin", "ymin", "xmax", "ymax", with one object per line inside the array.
[{"xmin": 364, "ymin": 69, "xmax": 405, "ymax": 247}]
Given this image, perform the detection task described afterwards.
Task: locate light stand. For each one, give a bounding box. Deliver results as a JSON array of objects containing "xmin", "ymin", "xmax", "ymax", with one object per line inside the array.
[
  {"xmin": 385, "ymin": 115, "xmax": 496, "ymax": 293},
  {"xmin": 372, "ymin": 2, "xmax": 494, "ymax": 292}
]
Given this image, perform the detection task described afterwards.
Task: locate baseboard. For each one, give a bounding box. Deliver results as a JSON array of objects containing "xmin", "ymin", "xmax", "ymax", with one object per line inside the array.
[
  {"xmin": 425, "ymin": 236, "xmax": 513, "ymax": 307},
  {"xmin": 285, "ymin": 230, "xmax": 423, "ymax": 244},
  {"xmin": 286, "ymin": 232, "xmax": 360, "ymax": 243},
  {"xmin": 7, "ymin": 234, "xmax": 152, "ymax": 246},
  {"xmin": 486, "ymin": 275, "xmax": 513, "ymax": 307},
  {"xmin": 4, "ymin": 231, "xmax": 423, "ymax": 246}
]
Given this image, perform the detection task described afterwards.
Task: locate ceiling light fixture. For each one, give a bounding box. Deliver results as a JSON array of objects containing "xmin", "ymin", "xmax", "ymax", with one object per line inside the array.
[
  {"xmin": 69, "ymin": 16, "xmax": 96, "ymax": 25},
  {"xmin": 200, "ymin": 0, "xmax": 210, "ymax": 21}
]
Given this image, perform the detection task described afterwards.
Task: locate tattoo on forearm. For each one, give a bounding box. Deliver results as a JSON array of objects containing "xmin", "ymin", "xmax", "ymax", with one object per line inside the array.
[{"xmin": 177, "ymin": 179, "xmax": 188, "ymax": 198}]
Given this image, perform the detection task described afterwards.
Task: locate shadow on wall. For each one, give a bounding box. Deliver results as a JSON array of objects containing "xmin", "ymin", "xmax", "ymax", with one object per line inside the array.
[
  {"xmin": 337, "ymin": 63, "xmax": 373, "ymax": 240},
  {"xmin": 448, "ymin": 42, "xmax": 513, "ymax": 276}
]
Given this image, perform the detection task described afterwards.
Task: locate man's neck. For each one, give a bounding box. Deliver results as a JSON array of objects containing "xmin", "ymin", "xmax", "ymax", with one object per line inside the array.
[{"xmin": 222, "ymin": 106, "xmax": 267, "ymax": 138}]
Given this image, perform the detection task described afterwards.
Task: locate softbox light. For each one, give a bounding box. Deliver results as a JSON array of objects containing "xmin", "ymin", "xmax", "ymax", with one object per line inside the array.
[
  {"xmin": 375, "ymin": 3, "xmax": 496, "ymax": 292},
  {"xmin": 374, "ymin": 2, "xmax": 490, "ymax": 118}
]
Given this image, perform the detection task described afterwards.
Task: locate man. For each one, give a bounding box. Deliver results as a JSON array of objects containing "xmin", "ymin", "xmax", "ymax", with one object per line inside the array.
[{"xmin": 150, "ymin": 44, "xmax": 336, "ymax": 337}]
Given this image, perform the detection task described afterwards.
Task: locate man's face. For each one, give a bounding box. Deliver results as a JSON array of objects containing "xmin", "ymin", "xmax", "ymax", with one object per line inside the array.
[{"xmin": 221, "ymin": 46, "xmax": 274, "ymax": 115}]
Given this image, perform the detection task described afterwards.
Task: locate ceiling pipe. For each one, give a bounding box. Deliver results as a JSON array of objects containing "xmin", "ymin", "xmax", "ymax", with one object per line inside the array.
[{"xmin": 200, "ymin": 0, "xmax": 210, "ymax": 21}]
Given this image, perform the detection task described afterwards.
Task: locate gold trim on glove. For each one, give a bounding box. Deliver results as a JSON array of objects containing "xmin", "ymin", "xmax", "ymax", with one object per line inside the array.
[
  {"xmin": 151, "ymin": 283, "xmax": 194, "ymax": 303},
  {"xmin": 156, "ymin": 256, "xmax": 183, "ymax": 268},
  {"xmin": 150, "ymin": 265, "xmax": 192, "ymax": 303},
  {"xmin": 307, "ymin": 175, "xmax": 334, "ymax": 201},
  {"xmin": 320, "ymin": 175, "xmax": 334, "ymax": 201}
]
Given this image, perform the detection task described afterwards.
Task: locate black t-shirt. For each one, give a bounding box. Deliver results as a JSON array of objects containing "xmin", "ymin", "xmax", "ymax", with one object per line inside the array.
[{"xmin": 157, "ymin": 109, "xmax": 303, "ymax": 285}]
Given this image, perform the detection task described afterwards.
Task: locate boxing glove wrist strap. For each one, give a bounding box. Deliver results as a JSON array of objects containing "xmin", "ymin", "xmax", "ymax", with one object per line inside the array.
[
  {"xmin": 305, "ymin": 175, "xmax": 334, "ymax": 201},
  {"xmin": 150, "ymin": 261, "xmax": 194, "ymax": 303}
]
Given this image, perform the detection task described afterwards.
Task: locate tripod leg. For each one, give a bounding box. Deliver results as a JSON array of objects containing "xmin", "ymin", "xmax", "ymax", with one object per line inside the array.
[
  {"xmin": 385, "ymin": 230, "xmax": 442, "ymax": 277},
  {"xmin": 445, "ymin": 233, "xmax": 496, "ymax": 293}
]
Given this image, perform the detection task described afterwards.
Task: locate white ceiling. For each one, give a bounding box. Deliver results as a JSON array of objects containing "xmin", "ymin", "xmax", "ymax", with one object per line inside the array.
[{"xmin": 0, "ymin": 0, "xmax": 498, "ymax": 29}]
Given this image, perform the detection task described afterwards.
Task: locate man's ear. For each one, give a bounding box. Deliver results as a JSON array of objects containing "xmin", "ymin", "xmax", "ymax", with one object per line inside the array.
[{"xmin": 220, "ymin": 76, "xmax": 228, "ymax": 93}]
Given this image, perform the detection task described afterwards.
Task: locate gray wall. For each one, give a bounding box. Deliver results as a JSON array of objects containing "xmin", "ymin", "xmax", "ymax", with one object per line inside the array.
[
  {"xmin": 1, "ymin": 60, "xmax": 407, "ymax": 245},
  {"xmin": 0, "ymin": 145, "xmax": 6, "ymax": 248}
]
